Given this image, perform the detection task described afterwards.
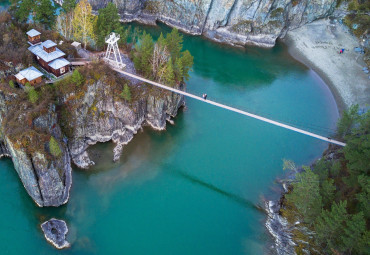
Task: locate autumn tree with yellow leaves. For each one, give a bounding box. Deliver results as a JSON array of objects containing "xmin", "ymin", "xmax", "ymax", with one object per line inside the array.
[{"xmin": 72, "ymin": 0, "xmax": 96, "ymax": 49}]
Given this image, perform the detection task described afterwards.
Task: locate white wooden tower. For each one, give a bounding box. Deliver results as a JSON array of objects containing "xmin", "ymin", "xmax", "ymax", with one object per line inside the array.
[{"xmin": 105, "ymin": 32, "xmax": 124, "ymax": 68}]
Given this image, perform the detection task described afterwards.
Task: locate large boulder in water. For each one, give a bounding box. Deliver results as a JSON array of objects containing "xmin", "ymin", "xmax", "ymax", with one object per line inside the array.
[{"xmin": 41, "ymin": 218, "xmax": 70, "ymax": 249}]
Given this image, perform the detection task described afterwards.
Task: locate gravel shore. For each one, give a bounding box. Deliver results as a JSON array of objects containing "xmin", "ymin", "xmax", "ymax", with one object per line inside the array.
[{"xmin": 284, "ymin": 19, "xmax": 369, "ymax": 112}]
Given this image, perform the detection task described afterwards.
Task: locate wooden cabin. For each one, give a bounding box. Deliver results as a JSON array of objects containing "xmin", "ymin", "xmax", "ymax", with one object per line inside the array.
[
  {"xmin": 48, "ymin": 58, "xmax": 71, "ymax": 77},
  {"xmin": 28, "ymin": 40, "xmax": 71, "ymax": 77},
  {"xmin": 26, "ymin": 29, "xmax": 41, "ymax": 45},
  {"xmin": 15, "ymin": 66, "xmax": 43, "ymax": 86}
]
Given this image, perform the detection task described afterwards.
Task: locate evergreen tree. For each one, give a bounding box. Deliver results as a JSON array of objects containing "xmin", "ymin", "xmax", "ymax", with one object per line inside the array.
[
  {"xmin": 174, "ymin": 57, "xmax": 183, "ymax": 82},
  {"xmin": 341, "ymin": 212, "xmax": 368, "ymax": 254},
  {"xmin": 120, "ymin": 84, "xmax": 131, "ymax": 102},
  {"xmin": 9, "ymin": 80, "xmax": 15, "ymax": 88},
  {"xmin": 179, "ymin": 50, "xmax": 193, "ymax": 81},
  {"xmin": 165, "ymin": 28, "xmax": 183, "ymax": 61},
  {"xmin": 320, "ymin": 179, "xmax": 336, "ymax": 208},
  {"xmin": 13, "ymin": 0, "xmax": 33, "ymax": 23},
  {"xmin": 133, "ymin": 31, "xmax": 154, "ymax": 78},
  {"xmin": 315, "ymin": 201, "xmax": 348, "ymax": 253},
  {"xmin": 356, "ymin": 175, "xmax": 370, "ymax": 218},
  {"xmin": 95, "ymin": 3, "xmax": 121, "ymax": 49},
  {"xmin": 71, "ymin": 69, "xmax": 85, "ymax": 87},
  {"xmin": 61, "ymin": 0, "xmax": 76, "ymax": 13},
  {"xmin": 26, "ymin": 84, "xmax": 39, "ymax": 104},
  {"xmin": 49, "ymin": 136, "xmax": 62, "ymax": 157},
  {"xmin": 285, "ymin": 166, "xmax": 322, "ymax": 224},
  {"xmin": 34, "ymin": 0, "xmax": 57, "ymax": 28},
  {"xmin": 336, "ymin": 105, "xmax": 359, "ymax": 138},
  {"xmin": 163, "ymin": 59, "xmax": 175, "ymax": 86}
]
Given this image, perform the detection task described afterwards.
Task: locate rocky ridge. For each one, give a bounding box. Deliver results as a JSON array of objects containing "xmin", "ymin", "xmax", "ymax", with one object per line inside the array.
[{"xmin": 88, "ymin": 0, "xmax": 337, "ymax": 47}]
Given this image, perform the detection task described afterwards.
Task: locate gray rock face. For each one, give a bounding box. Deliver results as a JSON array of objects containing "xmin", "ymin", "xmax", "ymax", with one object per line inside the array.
[
  {"xmin": 66, "ymin": 78, "xmax": 184, "ymax": 168},
  {"xmin": 265, "ymin": 200, "xmax": 295, "ymax": 255},
  {"xmin": 87, "ymin": 0, "xmax": 337, "ymax": 47},
  {"xmin": 41, "ymin": 218, "xmax": 70, "ymax": 249},
  {"xmin": 0, "ymin": 92, "xmax": 72, "ymax": 207}
]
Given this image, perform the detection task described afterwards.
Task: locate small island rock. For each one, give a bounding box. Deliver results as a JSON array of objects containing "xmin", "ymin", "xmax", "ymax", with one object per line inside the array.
[{"xmin": 41, "ymin": 218, "xmax": 70, "ymax": 249}]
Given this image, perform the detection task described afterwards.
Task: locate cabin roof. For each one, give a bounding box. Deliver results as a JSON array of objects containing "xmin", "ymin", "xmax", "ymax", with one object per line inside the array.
[
  {"xmin": 28, "ymin": 45, "xmax": 65, "ymax": 62},
  {"xmin": 42, "ymin": 40, "xmax": 57, "ymax": 48},
  {"xmin": 48, "ymin": 58, "xmax": 70, "ymax": 70},
  {"xmin": 16, "ymin": 66, "xmax": 43, "ymax": 81},
  {"xmin": 26, "ymin": 29, "xmax": 41, "ymax": 37}
]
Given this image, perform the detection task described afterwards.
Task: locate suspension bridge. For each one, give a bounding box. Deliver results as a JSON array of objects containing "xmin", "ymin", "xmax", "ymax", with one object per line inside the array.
[
  {"xmin": 85, "ymin": 32, "xmax": 348, "ymax": 147},
  {"xmin": 110, "ymin": 67, "xmax": 346, "ymax": 147}
]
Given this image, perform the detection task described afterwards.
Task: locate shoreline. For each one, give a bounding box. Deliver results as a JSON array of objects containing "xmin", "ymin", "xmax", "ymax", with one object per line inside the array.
[
  {"xmin": 283, "ymin": 19, "xmax": 369, "ymax": 114},
  {"xmin": 283, "ymin": 37, "xmax": 346, "ymax": 113}
]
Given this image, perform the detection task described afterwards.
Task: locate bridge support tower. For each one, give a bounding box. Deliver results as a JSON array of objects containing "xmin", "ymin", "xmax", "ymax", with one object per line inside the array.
[{"xmin": 105, "ymin": 32, "xmax": 125, "ymax": 69}]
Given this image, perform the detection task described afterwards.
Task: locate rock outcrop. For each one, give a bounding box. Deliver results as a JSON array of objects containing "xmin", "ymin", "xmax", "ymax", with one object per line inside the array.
[
  {"xmin": 0, "ymin": 56, "xmax": 184, "ymax": 206},
  {"xmin": 87, "ymin": 0, "xmax": 337, "ymax": 47},
  {"xmin": 0, "ymin": 88, "xmax": 72, "ymax": 207},
  {"xmin": 41, "ymin": 218, "xmax": 70, "ymax": 249},
  {"xmin": 64, "ymin": 75, "xmax": 184, "ymax": 169}
]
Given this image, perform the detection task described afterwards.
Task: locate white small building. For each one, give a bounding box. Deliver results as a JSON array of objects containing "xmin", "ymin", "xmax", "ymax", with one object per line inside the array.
[{"xmin": 71, "ymin": 41, "xmax": 81, "ymax": 50}]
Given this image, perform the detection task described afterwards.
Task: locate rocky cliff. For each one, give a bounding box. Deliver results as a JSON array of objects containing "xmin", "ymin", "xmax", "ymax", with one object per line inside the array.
[
  {"xmin": 62, "ymin": 66, "xmax": 184, "ymax": 169},
  {"xmin": 88, "ymin": 0, "xmax": 337, "ymax": 47},
  {"xmin": 0, "ymin": 87, "xmax": 72, "ymax": 207},
  {"xmin": 0, "ymin": 60, "xmax": 184, "ymax": 206}
]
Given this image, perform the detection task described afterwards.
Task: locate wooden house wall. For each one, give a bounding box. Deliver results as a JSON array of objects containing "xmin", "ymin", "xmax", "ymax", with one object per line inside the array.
[{"xmin": 28, "ymin": 35, "xmax": 41, "ymax": 44}]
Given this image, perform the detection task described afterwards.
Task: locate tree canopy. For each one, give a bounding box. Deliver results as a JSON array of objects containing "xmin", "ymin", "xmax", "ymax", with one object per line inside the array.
[
  {"xmin": 132, "ymin": 28, "xmax": 193, "ymax": 87},
  {"xmin": 282, "ymin": 106, "xmax": 370, "ymax": 254},
  {"xmin": 95, "ymin": 3, "xmax": 121, "ymax": 49}
]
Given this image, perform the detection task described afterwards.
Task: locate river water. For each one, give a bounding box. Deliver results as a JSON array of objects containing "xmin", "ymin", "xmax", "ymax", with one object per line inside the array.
[{"xmin": 0, "ymin": 19, "xmax": 338, "ymax": 254}]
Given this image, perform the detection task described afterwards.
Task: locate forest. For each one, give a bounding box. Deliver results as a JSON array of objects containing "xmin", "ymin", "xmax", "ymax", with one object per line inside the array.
[{"xmin": 282, "ymin": 105, "xmax": 370, "ymax": 254}]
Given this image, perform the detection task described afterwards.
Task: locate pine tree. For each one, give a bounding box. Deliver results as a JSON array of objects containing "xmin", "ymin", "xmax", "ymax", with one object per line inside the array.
[
  {"xmin": 9, "ymin": 80, "xmax": 15, "ymax": 88},
  {"xmin": 320, "ymin": 179, "xmax": 336, "ymax": 208},
  {"xmin": 61, "ymin": 0, "xmax": 76, "ymax": 13},
  {"xmin": 13, "ymin": 0, "xmax": 33, "ymax": 23},
  {"xmin": 165, "ymin": 28, "xmax": 183, "ymax": 61},
  {"xmin": 174, "ymin": 57, "xmax": 183, "ymax": 82},
  {"xmin": 341, "ymin": 212, "xmax": 368, "ymax": 254},
  {"xmin": 34, "ymin": 0, "xmax": 57, "ymax": 28},
  {"xmin": 49, "ymin": 136, "xmax": 62, "ymax": 157},
  {"xmin": 315, "ymin": 201, "xmax": 348, "ymax": 253},
  {"xmin": 96, "ymin": 2, "xmax": 120, "ymax": 49},
  {"xmin": 285, "ymin": 166, "xmax": 322, "ymax": 224},
  {"xmin": 133, "ymin": 31, "xmax": 154, "ymax": 78},
  {"xmin": 179, "ymin": 50, "xmax": 193, "ymax": 81},
  {"xmin": 73, "ymin": 0, "xmax": 96, "ymax": 49},
  {"xmin": 120, "ymin": 84, "xmax": 131, "ymax": 102},
  {"xmin": 25, "ymin": 83, "xmax": 39, "ymax": 104},
  {"xmin": 164, "ymin": 59, "xmax": 175, "ymax": 86},
  {"xmin": 71, "ymin": 69, "xmax": 85, "ymax": 87}
]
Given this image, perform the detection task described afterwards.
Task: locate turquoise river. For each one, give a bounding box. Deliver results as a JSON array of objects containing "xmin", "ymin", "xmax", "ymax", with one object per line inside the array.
[{"xmin": 0, "ymin": 20, "xmax": 339, "ymax": 254}]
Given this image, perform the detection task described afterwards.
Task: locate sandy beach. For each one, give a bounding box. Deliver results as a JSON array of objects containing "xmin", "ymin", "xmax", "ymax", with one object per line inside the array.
[{"xmin": 284, "ymin": 19, "xmax": 369, "ymax": 112}]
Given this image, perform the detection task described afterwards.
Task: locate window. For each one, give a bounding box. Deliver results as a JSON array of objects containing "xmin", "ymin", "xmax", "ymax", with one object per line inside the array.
[{"xmin": 60, "ymin": 67, "xmax": 65, "ymax": 74}]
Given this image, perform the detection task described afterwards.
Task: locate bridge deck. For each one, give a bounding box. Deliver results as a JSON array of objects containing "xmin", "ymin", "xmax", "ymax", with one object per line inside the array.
[{"xmin": 112, "ymin": 67, "xmax": 346, "ymax": 147}]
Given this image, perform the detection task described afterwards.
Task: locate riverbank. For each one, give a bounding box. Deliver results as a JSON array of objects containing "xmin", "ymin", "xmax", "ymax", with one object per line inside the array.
[{"xmin": 284, "ymin": 18, "xmax": 369, "ymax": 112}]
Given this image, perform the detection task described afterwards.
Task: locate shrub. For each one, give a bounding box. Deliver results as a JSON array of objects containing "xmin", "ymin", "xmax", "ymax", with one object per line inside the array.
[
  {"xmin": 9, "ymin": 80, "xmax": 15, "ymax": 88},
  {"xmin": 49, "ymin": 136, "xmax": 62, "ymax": 157},
  {"xmin": 71, "ymin": 69, "xmax": 85, "ymax": 87},
  {"xmin": 25, "ymin": 83, "xmax": 39, "ymax": 103},
  {"xmin": 120, "ymin": 84, "xmax": 131, "ymax": 102}
]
